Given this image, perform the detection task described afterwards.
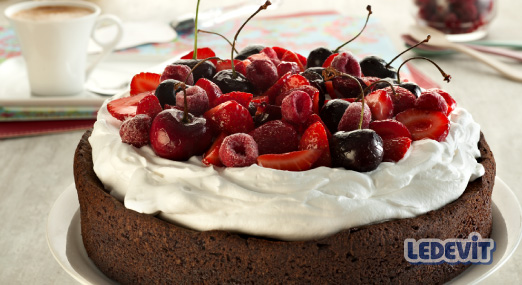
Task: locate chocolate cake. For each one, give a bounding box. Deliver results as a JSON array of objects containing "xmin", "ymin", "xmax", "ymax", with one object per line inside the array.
[{"xmin": 74, "ymin": 129, "xmax": 495, "ymax": 284}]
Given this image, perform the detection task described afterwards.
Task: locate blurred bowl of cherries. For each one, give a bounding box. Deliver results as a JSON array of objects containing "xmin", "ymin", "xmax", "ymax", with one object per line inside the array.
[{"xmin": 413, "ymin": 0, "xmax": 497, "ymax": 41}]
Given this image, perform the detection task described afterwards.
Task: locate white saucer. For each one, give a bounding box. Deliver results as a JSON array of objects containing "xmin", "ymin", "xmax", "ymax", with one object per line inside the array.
[{"xmin": 47, "ymin": 177, "xmax": 522, "ymax": 284}]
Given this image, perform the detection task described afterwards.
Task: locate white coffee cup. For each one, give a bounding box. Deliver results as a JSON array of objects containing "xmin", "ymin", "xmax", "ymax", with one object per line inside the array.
[{"xmin": 5, "ymin": 1, "xmax": 123, "ymax": 96}]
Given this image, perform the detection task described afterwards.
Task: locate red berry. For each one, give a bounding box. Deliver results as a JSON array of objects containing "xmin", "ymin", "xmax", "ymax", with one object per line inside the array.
[
  {"xmin": 235, "ymin": 59, "xmax": 251, "ymax": 76},
  {"xmin": 257, "ymin": 149, "xmax": 322, "ymax": 171},
  {"xmin": 415, "ymin": 90, "xmax": 449, "ymax": 115},
  {"xmin": 330, "ymin": 51, "xmax": 362, "ymax": 77},
  {"xmin": 280, "ymin": 50, "xmax": 305, "ymax": 71},
  {"xmin": 426, "ymin": 88, "xmax": 457, "ymax": 114},
  {"xmin": 195, "ymin": 78, "xmax": 223, "ymax": 108},
  {"xmin": 212, "ymin": 91, "xmax": 253, "ymax": 109},
  {"xmin": 175, "ymin": 86, "xmax": 209, "ymax": 116},
  {"xmin": 119, "ymin": 114, "xmax": 152, "ymax": 148},
  {"xmin": 160, "ymin": 64, "xmax": 194, "ymax": 85},
  {"xmin": 337, "ymin": 102, "xmax": 371, "ymax": 132},
  {"xmin": 275, "ymin": 85, "xmax": 319, "ymax": 106},
  {"xmin": 215, "ymin": 59, "xmax": 242, "ymax": 72},
  {"xmin": 383, "ymin": 86, "xmax": 417, "ymax": 116},
  {"xmin": 395, "ymin": 108, "xmax": 450, "ymax": 142},
  {"xmin": 202, "ymin": 132, "xmax": 227, "ymax": 167},
  {"xmin": 107, "ymin": 91, "xmax": 153, "ymax": 121},
  {"xmin": 369, "ymin": 119, "xmax": 412, "ymax": 140},
  {"xmin": 305, "ymin": 114, "xmax": 332, "ymax": 140},
  {"xmin": 246, "ymin": 59, "xmax": 278, "ymax": 92},
  {"xmin": 249, "ymin": 120, "xmax": 298, "ymax": 155},
  {"xmin": 130, "ymin": 73, "xmax": 161, "ymax": 96},
  {"xmin": 299, "ymin": 121, "xmax": 331, "ymax": 167},
  {"xmin": 180, "ymin": 47, "xmax": 217, "ymax": 66},
  {"xmin": 281, "ymin": 90, "xmax": 313, "ymax": 125},
  {"xmin": 365, "ymin": 89, "xmax": 394, "ymax": 120},
  {"xmin": 219, "ymin": 133, "xmax": 259, "ymax": 167},
  {"xmin": 136, "ymin": 94, "xmax": 162, "ymax": 119},
  {"xmin": 204, "ymin": 101, "xmax": 255, "ymax": 135},
  {"xmin": 260, "ymin": 47, "xmax": 281, "ymax": 66},
  {"xmin": 263, "ymin": 72, "xmax": 292, "ymax": 104},
  {"xmin": 277, "ymin": 61, "xmax": 300, "ymax": 78},
  {"xmin": 382, "ymin": 137, "xmax": 412, "ymax": 162},
  {"xmin": 280, "ymin": 74, "xmax": 310, "ymax": 95},
  {"xmin": 322, "ymin": 53, "xmax": 339, "ymax": 68}
]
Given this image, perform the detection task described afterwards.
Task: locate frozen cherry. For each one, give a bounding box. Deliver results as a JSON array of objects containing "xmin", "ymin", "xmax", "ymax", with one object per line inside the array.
[
  {"xmin": 160, "ymin": 64, "xmax": 194, "ymax": 85},
  {"xmin": 281, "ymin": 90, "xmax": 313, "ymax": 125},
  {"xmin": 249, "ymin": 120, "xmax": 298, "ymax": 155},
  {"xmin": 175, "ymin": 85, "xmax": 209, "ymax": 116},
  {"xmin": 319, "ymin": 99, "xmax": 350, "ymax": 134},
  {"xmin": 119, "ymin": 114, "xmax": 152, "ymax": 148},
  {"xmin": 337, "ymin": 102, "xmax": 371, "ymax": 132},
  {"xmin": 150, "ymin": 109, "xmax": 212, "ymax": 161},
  {"xmin": 246, "ymin": 59, "xmax": 278, "ymax": 92},
  {"xmin": 331, "ymin": 129, "xmax": 384, "ymax": 172},
  {"xmin": 219, "ymin": 133, "xmax": 259, "ymax": 167},
  {"xmin": 154, "ymin": 79, "xmax": 184, "ymax": 107}
]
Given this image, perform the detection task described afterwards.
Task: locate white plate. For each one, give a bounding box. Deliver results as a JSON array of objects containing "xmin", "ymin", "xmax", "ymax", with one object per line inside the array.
[{"xmin": 47, "ymin": 177, "xmax": 522, "ymax": 284}]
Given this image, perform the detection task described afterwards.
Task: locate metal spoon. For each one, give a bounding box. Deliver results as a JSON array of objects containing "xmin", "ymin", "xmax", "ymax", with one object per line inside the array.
[{"xmin": 408, "ymin": 25, "xmax": 522, "ymax": 82}]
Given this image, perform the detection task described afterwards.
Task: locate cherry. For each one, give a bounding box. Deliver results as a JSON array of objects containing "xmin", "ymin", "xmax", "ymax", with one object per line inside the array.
[
  {"xmin": 330, "ymin": 76, "xmax": 368, "ymax": 99},
  {"xmin": 212, "ymin": 70, "xmax": 255, "ymax": 94},
  {"xmin": 319, "ymin": 99, "xmax": 350, "ymax": 134},
  {"xmin": 172, "ymin": 58, "xmax": 216, "ymax": 83},
  {"xmin": 337, "ymin": 102, "xmax": 371, "ymax": 132},
  {"xmin": 154, "ymin": 79, "xmax": 184, "ymax": 107},
  {"xmin": 149, "ymin": 109, "xmax": 212, "ymax": 161},
  {"xmin": 398, "ymin": 82, "xmax": 421, "ymax": 97},
  {"xmin": 301, "ymin": 67, "xmax": 326, "ymax": 96},
  {"xmin": 331, "ymin": 129, "xmax": 384, "ymax": 172},
  {"xmin": 234, "ymin": 44, "xmax": 265, "ymax": 60},
  {"xmin": 253, "ymin": 103, "xmax": 282, "ymax": 127}
]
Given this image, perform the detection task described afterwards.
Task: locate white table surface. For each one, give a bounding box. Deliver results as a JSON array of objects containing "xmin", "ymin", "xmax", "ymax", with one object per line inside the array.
[{"xmin": 1, "ymin": 0, "xmax": 521, "ymax": 284}]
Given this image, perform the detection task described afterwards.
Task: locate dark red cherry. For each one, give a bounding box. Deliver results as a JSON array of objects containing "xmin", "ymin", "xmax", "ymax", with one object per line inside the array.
[
  {"xmin": 234, "ymin": 44, "xmax": 265, "ymax": 60},
  {"xmin": 172, "ymin": 58, "xmax": 216, "ymax": 82},
  {"xmin": 211, "ymin": 69, "xmax": 255, "ymax": 94},
  {"xmin": 306, "ymin": 47, "xmax": 334, "ymax": 69},
  {"xmin": 399, "ymin": 82, "xmax": 421, "ymax": 98},
  {"xmin": 331, "ymin": 129, "xmax": 383, "ymax": 172},
  {"xmin": 319, "ymin": 99, "xmax": 350, "ymax": 134},
  {"xmin": 154, "ymin": 79, "xmax": 184, "ymax": 107},
  {"xmin": 359, "ymin": 55, "xmax": 397, "ymax": 79}
]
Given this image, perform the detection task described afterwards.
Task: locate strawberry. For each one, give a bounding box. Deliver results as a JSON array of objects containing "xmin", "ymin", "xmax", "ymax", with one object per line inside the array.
[
  {"xmin": 263, "ymin": 72, "xmax": 292, "ymax": 104},
  {"xmin": 130, "ymin": 73, "xmax": 161, "ymax": 96},
  {"xmin": 383, "ymin": 86, "xmax": 416, "ymax": 116},
  {"xmin": 382, "ymin": 137, "xmax": 412, "ymax": 162},
  {"xmin": 275, "ymin": 85, "xmax": 319, "ymax": 106},
  {"xmin": 195, "ymin": 78, "xmax": 223, "ymax": 108},
  {"xmin": 260, "ymin": 47, "xmax": 281, "ymax": 66},
  {"xmin": 306, "ymin": 114, "xmax": 332, "ymax": 140},
  {"xmin": 395, "ymin": 108, "xmax": 450, "ymax": 142},
  {"xmin": 202, "ymin": 132, "xmax": 227, "ymax": 166},
  {"xmin": 426, "ymin": 88, "xmax": 457, "ymax": 114},
  {"xmin": 212, "ymin": 91, "xmax": 253, "ymax": 108},
  {"xmin": 204, "ymin": 101, "xmax": 254, "ymax": 135},
  {"xmin": 365, "ymin": 89, "xmax": 394, "ymax": 120},
  {"xmin": 251, "ymin": 95, "xmax": 269, "ymax": 105},
  {"xmin": 369, "ymin": 119, "xmax": 412, "ymax": 140},
  {"xmin": 415, "ymin": 90, "xmax": 449, "ymax": 115},
  {"xmin": 257, "ymin": 149, "xmax": 322, "ymax": 171},
  {"xmin": 249, "ymin": 120, "xmax": 298, "ymax": 155},
  {"xmin": 280, "ymin": 74, "xmax": 310, "ymax": 95},
  {"xmin": 321, "ymin": 53, "xmax": 339, "ymax": 68},
  {"xmin": 272, "ymin": 46, "xmax": 290, "ymax": 60},
  {"xmin": 215, "ymin": 59, "xmax": 242, "ymax": 72},
  {"xmin": 299, "ymin": 122, "xmax": 331, "ymax": 167},
  {"xmin": 107, "ymin": 91, "xmax": 153, "ymax": 121},
  {"xmin": 324, "ymin": 80, "xmax": 337, "ymax": 99},
  {"xmin": 235, "ymin": 59, "xmax": 252, "ymax": 76},
  {"xmin": 280, "ymin": 50, "xmax": 305, "ymax": 72},
  {"xmin": 180, "ymin": 47, "xmax": 217, "ymax": 66},
  {"xmin": 136, "ymin": 94, "xmax": 162, "ymax": 119}
]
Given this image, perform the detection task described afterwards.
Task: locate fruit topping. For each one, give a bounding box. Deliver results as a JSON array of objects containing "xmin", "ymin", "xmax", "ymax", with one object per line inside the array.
[
  {"xmin": 364, "ymin": 89, "xmax": 394, "ymax": 120},
  {"xmin": 280, "ymin": 50, "xmax": 305, "ymax": 72},
  {"xmin": 235, "ymin": 44, "xmax": 265, "ymax": 60},
  {"xmin": 249, "ymin": 120, "xmax": 298, "ymax": 155},
  {"xmin": 414, "ymin": 90, "xmax": 449, "ymax": 115},
  {"xmin": 246, "ymin": 59, "xmax": 278, "ymax": 92},
  {"xmin": 204, "ymin": 100, "xmax": 255, "ymax": 134},
  {"xmin": 119, "ymin": 114, "xmax": 152, "ymax": 148},
  {"xmin": 154, "ymin": 79, "xmax": 183, "ymax": 107},
  {"xmin": 253, "ymin": 103, "xmax": 282, "ymax": 127},
  {"xmin": 359, "ymin": 55, "xmax": 397, "ymax": 79},
  {"xmin": 331, "ymin": 129, "xmax": 383, "ymax": 172},
  {"xmin": 219, "ymin": 133, "xmax": 259, "ymax": 167},
  {"xmin": 275, "ymin": 85, "xmax": 319, "ymax": 106},
  {"xmin": 215, "ymin": 59, "xmax": 242, "ymax": 72},
  {"xmin": 337, "ymin": 102, "xmax": 371, "ymax": 132},
  {"xmin": 383, "ymin": 86, "xmax": 417, "ymax": 116},
  {"xmin": 257, "ymin": 149, "xmax": 323, "ymax": 171},
  {"xmin": 319, "ymin": 99, "xmax": 350, "ymax": 134},
  {"xmin": 307, "ymin": 47, "xmax": 334, "ymax": 69},
  {"xmin": 136, "ymin": 93, "xmax": 163, "ymax": 119},
  {"xmin": 329, "ymin": 76, "xmax": 367, "ymax": 99},
  {"xmin": 395, "ymin": 108, "xmax": 450, "ymax": 142},
  {"xmin": 330, "ymin": 51, "xmax": 362, "ymax": 77},
  {"xmin": 212, "ymin": 91, "xmax": 253, "ymax": 108},
  {"xmin": 150, "ymin": 109, "xmax": 213, "ymax": 160},
  {"xmin": 426, "ymin": 88, "xmax": 457, "ymax": 114},
  {"xmin": 299, "ymin": 121, "xmax": 331, "ymax": 167},
  {"xmin": 398, "ymin": 82, "xmax": 421, "ymax": 97},
  {"xmin": 281, "ymin": 90, "xmax": 313, "ymax": 125},
  {"xmin": 202, "ymin": 132, "xmax": 227, "ymax": 166},
  {"xmin": 212, "ymin": 70, "xmax": 255, "ymax": 94},
  {"xmin": 180, "ymin": 47, "xmax": 218, "ymax": 66},
  {"xmin": 172, "ymin": 58, "xmax": 216, "ymax": 82},
  {"xmin": 382, "ymin": 137, "xmax": 412, "ymax": 163},
  {"xmin": 108, "ymin": 91, "xmax": 153, "ymax": 121},
  {"xmin": 160, "ymin": 64, "xmax": 194, "ymax": 85},
  {"xmin": 130, "ymin": 72, "xmax": 161, "ymax": 96},
  {"xmin": 195, "ymin": 78, "xmax": 223, "ymax": 107},
  {"xmin": 175, "ymin": 85, "xmax": 209, "ymax": 116},
  {"xmin": 369, "ymin": 119, "xmax": 412, "ymax": 140},
  {"xmin": 277, "ymin": 61, "xmax": 300, "ymax": 78}
]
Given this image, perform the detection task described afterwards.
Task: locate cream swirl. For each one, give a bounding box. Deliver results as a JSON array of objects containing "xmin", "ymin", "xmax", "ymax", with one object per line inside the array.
[{"xmin": 90, "ymin": 95, "xmax": 484, "ymax": 241}]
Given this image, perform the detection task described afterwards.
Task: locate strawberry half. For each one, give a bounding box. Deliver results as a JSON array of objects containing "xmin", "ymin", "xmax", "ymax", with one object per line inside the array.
[
  {"xmin": 395, "ymin": 108, "xmax": 450, "ymax": 142},
  {"xmin": 107, "ymin": 91, "xmax": 153, "ymax": 121},
  {"xmin": 365, "ymin": 89, "xmax": 394, "ymax": 120},
  {"xmin": 369, "ymin": 119, "xmax": 412, "ymax": 140},
  {"xmin": 136, "ymin": 94, "xmax": 162, "ymax": 119},
  {"xmin": 257, "ymin": 149, "xmax": 322, "ymax": 171},
  {"xmin": 195, "ymin": 78, "xmax": 223, "ymax": 108},
  {"xmin": 280, "ymin": 50, "xmax": 305, "ymax": 72},
  {"xmin": 181, "ymin": 47, "xmax": 217, "ymax": 66},
  {"xmin": 130, "ymin": 73, "xmax": 161, "ymax": 96},
  {"xmin": 427, "ymin": 88, "xmax": 457, "ymax": 114},
  {"xmin": 202, "ymin": 132, "xmax": 227, "ymax": 166},
  {"xmin": 215, "ymin": 59, "xmax": 242, "ymax": 72},
  {"xmin": 382, "ymin": 137, "xmax": 412, "ymax": 162},
  {"xmin": 299, "ymin": 122, "xmax": 331, "ymax": 167},
  {"xmin": 212, "ymin": 91, "xmax": 253, "ymax": 108},
  {"xmin": 322, "ymin": 53, "xmax": 339, "ymax": 68},
  {"xmin": 263, "ymin": 72, "xmax": 292, "ymax": 104},
  {"xmin": 204, "ymin": 101, "xmax": 254, "ymax": 135},
  {"xmin": 280, "ymin": 74, "xmax": 310, "ymax": 95}
]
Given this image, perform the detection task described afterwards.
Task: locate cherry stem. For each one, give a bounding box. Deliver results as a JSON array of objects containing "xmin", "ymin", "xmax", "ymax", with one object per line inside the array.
[
  {"xmin": 333, "ymin": 5, "xmax": 372, "ymax": 53},
  {"xmin": 198, "ymin": 29, "xmax": 239, "ymax": 53},
  {"xmin": 323, "ymin": 67, "xmax": 366, "ymax": 130},
  {"xmin": 230, "ymin": 0, "xmax": 271, "ymax": 78},
  {"xmin": 386, "ymin": 35, "xmax": 431, "ymax": 69},
  {"xmin": 396, "ymin": 56, "xmax": 451, "ymax": 84},
  {"xmin": 363, "ymin": 80, "xmax": 397, "ymax": 98},
  {"xmin": 192, "ymin": 0, "xmax": 201, "ymax": 60}
]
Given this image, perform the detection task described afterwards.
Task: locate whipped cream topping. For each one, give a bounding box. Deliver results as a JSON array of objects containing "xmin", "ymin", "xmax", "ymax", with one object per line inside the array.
[{"xmin": 90, "ymin": 95, "xmax": 485, "ymax": 241}]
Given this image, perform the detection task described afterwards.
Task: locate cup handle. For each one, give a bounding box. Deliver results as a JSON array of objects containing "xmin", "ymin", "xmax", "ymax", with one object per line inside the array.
[{"xmin": 86, "ymin": 14, "xmax": 123, "ymax": 78}]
